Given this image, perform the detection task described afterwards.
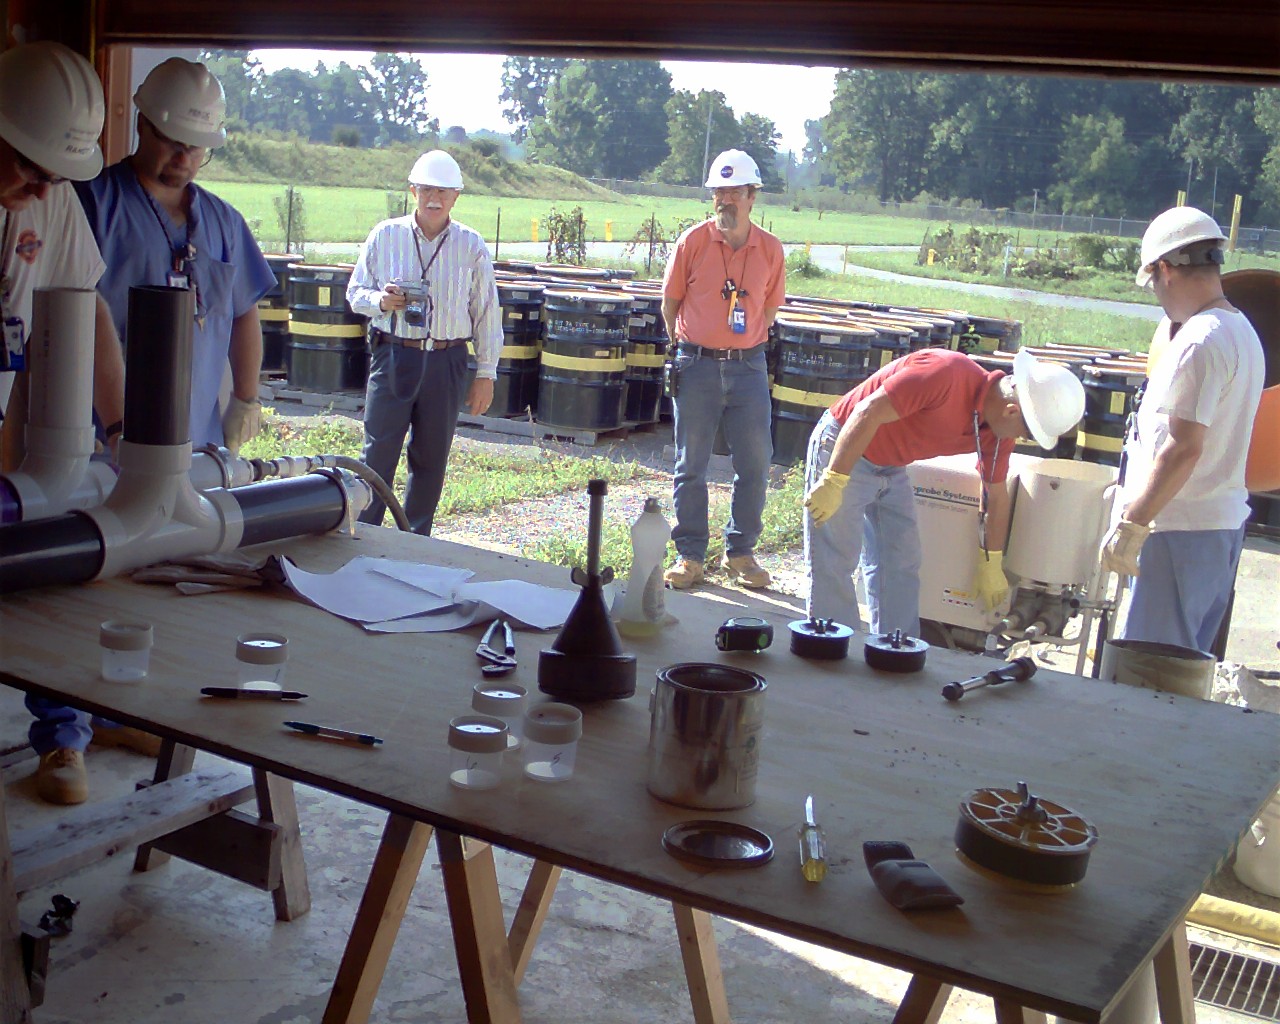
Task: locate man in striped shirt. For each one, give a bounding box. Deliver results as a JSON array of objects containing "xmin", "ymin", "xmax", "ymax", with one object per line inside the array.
[{"xmin": 347, "ymin": 150, "xmax": 502, "ymax": 534}]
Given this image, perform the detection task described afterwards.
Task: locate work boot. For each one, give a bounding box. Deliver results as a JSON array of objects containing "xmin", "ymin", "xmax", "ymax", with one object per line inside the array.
[
  {"xmin": 722, "ymin": 554, "xmax": 771, "ymax": 589},
  {"xmin": 35, "ymin": 749, "xmax": 88, "ymax": 805},
  {"xmin": 91, "ymin": 724, "xmax": 163, "ymax": 758},
  {"xmin": 663, "ymin": 558, "xmax": 704, "ymax": 590}
]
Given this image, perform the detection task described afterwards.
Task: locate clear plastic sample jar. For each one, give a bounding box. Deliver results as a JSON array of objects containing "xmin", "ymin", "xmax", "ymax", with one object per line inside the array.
[
  {"xmin": 447, "ymin": 715, "xmax": 508, "ymax": 790},
  {"xmin": 522, "ymin": 703, "xmax": 583, "ymax": 783},
  {"xmin": 100, "ymin": 620, "xmax": 154, "ymax": 681},
  {"xmin": 472, "ymin": 683, "xmax": 527, "ymax": 750},
  {"xmin": 236, "ymin": 633, "xmax": 289, "ymax": 689}
]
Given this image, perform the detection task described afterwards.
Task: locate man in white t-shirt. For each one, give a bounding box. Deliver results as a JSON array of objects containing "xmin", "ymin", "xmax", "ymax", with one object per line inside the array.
[{"xmin": 1101, "ymin": 206, "xmax": 1264, "ymax": 652}]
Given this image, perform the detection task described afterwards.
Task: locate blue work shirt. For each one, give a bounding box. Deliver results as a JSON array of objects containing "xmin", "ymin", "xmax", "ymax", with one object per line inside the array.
[{"xmin": 75, "ymin": 162, "xmax": 274, "ymax": 446}]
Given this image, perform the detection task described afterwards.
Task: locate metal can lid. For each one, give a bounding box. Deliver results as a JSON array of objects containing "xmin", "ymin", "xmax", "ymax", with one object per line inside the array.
[
  {"xmin": 522, "ymin": 702, "xmax": 583, "ymax": 745},
  {"xmin": 236, "ymin": 632, "xmax": 289, "ymax": 665},
  {"xmin": 99, "ymin": 620, "xmax": 154, "ymax": 651},
  {"xmin": 448, "ymin": 714, "xmax": 509, "ymax": 753}
]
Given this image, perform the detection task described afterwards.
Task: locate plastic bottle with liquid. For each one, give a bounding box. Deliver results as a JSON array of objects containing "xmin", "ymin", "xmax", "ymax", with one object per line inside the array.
[{"xmin": 616, "ymin": 497, "xmax": 672, "ymax": 638}]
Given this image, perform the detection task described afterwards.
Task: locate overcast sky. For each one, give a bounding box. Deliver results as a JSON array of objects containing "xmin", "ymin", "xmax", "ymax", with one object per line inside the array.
[{"xmin": 250, "ymin": 50, "xmax": 837, "ymax": 155}]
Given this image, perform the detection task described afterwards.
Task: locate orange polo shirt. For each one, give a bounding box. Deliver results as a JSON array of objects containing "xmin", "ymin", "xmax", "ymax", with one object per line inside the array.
[{"xmin": 663, "ymin": 219, "xmax": 786, "ymax": 350}]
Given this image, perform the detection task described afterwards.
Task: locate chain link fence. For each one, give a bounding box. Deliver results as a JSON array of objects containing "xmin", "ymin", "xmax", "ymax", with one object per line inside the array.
[{"xmin": 588, "ymin": 177, "xmax": 1279, "ymax": 253}]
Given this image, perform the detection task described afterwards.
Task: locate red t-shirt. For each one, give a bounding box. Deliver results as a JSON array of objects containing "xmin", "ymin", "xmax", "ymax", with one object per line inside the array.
[
  {"xmin": 829, "ymin": 349, "xmax": 1011, "ymax": 482},
  {"xmin": 663, "ymin": 220, "xmax": 786, "ymax": 350}
]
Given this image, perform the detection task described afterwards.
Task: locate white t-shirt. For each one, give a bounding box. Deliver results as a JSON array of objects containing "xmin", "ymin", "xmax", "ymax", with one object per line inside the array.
[
  {"xmin": 1120, "ymin": 307, "xmax": 1264, "ymax": 532},
  {"xmin": 0, "ymin": 183, "xmax": 106, "ymax": 412}
]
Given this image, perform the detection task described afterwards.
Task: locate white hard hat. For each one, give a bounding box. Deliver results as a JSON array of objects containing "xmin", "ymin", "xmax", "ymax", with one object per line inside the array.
[
  {"xmin": 1013, "ymin": 349, "xmax": 1086, "ymax": 450},
  {"xmin": 134, "ymin": 58, "xmax": 227, "ymax": 149},
  {"xmin": 1135, "ymin": 206, "xmax": 1227, "ymax": 288},
  {"xmin": 408, "ymin": 150, "xmax": 464, "ymax": 190},
  {"xmin": 704, "ymin": 149, "xmax": 762, "ymax": 188},
  {"xmin": 0, "ymin": 41, "xmax": 104, "ymax": 181}
]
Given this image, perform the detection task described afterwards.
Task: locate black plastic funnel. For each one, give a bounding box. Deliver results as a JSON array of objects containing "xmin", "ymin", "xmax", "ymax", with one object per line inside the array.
[{"xmin": 539, "ymin": 479, "xmax": 637, "ymax": 701}]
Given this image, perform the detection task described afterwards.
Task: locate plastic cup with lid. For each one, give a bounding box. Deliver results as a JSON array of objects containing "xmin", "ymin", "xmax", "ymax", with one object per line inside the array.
[
  {"xmin": 472, "ymin": 682, "xmax": 527, "ymax": 749},
  {"xmin": 448, "ymin": 714, "xmax": 508, "ymax": 790},
  {"xmin": 236, "ymin": 632, "xmax": 289, "ymax": 690},
  {"xmin": 522, "ymin": 703, "xmax": 583, "ymax": 783},
  {"xmin": 100, "ymin": 620, "xmax": 154, "ymax": 682}
]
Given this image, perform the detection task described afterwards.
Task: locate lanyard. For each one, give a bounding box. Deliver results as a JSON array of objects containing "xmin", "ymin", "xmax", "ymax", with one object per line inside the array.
[
  {"xmin": 718, "ymin": 240, "xmax": 750, "ymax": 307},
  {"xmin": 413, "ymin": 224, "xmax": 449, "ymax": 283},
  {"xmin": 973, "ymin": 408, "xmax": 1004, "ymax": 554},
  {"xmin": 138, "ymin": 174, "xmax": 204, "ymax": 321}
]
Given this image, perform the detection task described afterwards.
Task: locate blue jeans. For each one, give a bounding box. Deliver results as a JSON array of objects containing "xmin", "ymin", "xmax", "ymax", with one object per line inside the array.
[
  {"xmin": 803, "ymin": 412, "xmax": 922, "ymax": 635},
  {"xmin": 358, "ymin": 340, "xmax": 469, "ymax": 535},
  {"xmin": 1121, "ymin": 527, "xmax": 1245, "ymax": 653},
  {"xmin": 670, "ymin": 345, "xmax": 773, "ymax": 562},
  {"xmin": 27, "ymin": 697, "xmax": 93, "ymax": 755}
]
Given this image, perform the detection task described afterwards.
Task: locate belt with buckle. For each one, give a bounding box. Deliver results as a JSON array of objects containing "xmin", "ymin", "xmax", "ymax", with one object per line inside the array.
[
  {"xmin": 677, "ymin": 341, "xmax": 764, "ymax": 361},
  {"xmin": 373, "ymin": 328, "xmax": 470, "ymax": 351}
]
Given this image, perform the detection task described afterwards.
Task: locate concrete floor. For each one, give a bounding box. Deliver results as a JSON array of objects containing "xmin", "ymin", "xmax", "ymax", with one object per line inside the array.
[{"xmin": 4, "ymin": 540, "xmax": 1277, "ymax": 1024}]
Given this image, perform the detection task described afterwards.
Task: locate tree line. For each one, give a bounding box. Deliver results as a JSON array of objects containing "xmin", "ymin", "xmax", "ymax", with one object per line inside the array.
[{"xmin": 201, "ymin": 51, "xmax": 1280, "ymax": 223}]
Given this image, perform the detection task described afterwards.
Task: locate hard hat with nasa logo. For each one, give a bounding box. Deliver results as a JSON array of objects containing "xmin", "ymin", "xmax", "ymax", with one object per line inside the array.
[
  {"xmin": 0, "ymin": 41, "xmax": 104, "ymax": 181},
  {"xmin": 1013, "ymin": 349, "xmax": 1086, "ymax": 450},
  {"xmin": 1135, "ymin": 206, "xmax": 1227, "ymax": 288},
  {"xmin": 408, "ymin": 150, "xmax": 464, "ymax": 190},
  {"xmin": 134, "ymin": 57, "xmax": 227, "ymax": 149},
  {"xmin": 704, "ymin": 149, "xmax": 762, "ymax": 189}
]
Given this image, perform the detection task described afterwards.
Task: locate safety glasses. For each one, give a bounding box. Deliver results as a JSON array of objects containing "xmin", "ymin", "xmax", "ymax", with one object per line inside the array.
[{"xmin": 14, "ymin": 150, "xmax": 67, "ymax": 187}]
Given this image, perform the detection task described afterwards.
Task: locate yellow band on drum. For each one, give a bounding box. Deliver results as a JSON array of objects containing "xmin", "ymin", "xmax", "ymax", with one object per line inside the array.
[
  {"xmin": 772, "ymin": 384, "xmax": 841, "ymax": 409},
  {"xmin": 501, "ymin": 345, "xmax": 541, "ymax": 360},
  {"xmin": 626, "ymin": 353, "xmax": 666, "ymax": 368},
  {"xmin": 256, "ymin": 306, "xmax": 290, "ymax": 322},
  {"xmin": 541, "ymin": 352, "xmax": 626, "ymax": 373},
  {"xmin": 1076, "ymin": 430, "xmax": 1124, "ymax": 453},
  {"xmin": 288, "ymin": 320, "xmax": 366, "ymax": 338}
]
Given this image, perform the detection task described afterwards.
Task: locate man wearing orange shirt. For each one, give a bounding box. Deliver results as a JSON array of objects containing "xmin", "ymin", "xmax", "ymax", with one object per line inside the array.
[{"xmin": 661, "ymin": 149, "xmax": 786, "ymax": 589}]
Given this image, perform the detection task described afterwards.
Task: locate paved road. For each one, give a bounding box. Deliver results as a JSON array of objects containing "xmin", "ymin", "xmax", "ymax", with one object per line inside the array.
[{"xmin": 306, "ymin": 239, "xmax": 1162, "ymax": 321}]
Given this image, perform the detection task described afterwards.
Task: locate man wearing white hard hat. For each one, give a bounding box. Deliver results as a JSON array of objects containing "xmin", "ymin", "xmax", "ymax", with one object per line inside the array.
[
  {"xmin": 1102, "ymin": 206, "xmax": 1263, "ymax": 652},
  {"xmin": 661, "ymin": 148, "xmax": 785, "ymax": 590},
  {"xmin": 74, "ymin": 57, "xmax": 275, "ymax": 456},
  {"xmin": 0, "ymin": 40, "xmax": 127, "ymax": 806},
  {"xmin": 347, "ymin": 149, "xmax": 501, "ymax": 534},
  {"xmin": 803, "ymin": 348, "xmax": 1085, "ymax": 635}
]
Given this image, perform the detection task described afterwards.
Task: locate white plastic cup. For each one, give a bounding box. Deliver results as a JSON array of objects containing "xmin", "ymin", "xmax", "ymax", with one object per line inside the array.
[
  {"xmin": 236, "ymin": 632, "xmax": 289, "ymax": 690},
  {"xmin": 472, "ymin": 683, "xmax": 527, "ymax": 750},
  {"xmin": 100, "ymin": 621, "xmax": 154, "ymax": 681},
  {"xmin": 448, "ymin": 715, "xmax": 508, "ymax": 790},
  {"xmin": 522, "ymin": 703, "xmax": 583, "ymax": 783}
]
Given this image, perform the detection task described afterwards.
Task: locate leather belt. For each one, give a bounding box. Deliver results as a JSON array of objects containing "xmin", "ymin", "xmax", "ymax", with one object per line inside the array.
[
  {"xmin": 677, "ymin": 341, "xmax": 765, "ymax": 361},
  {"xmin": 372, "ymin": 327, "xmax": 470, "ymax": 351}
]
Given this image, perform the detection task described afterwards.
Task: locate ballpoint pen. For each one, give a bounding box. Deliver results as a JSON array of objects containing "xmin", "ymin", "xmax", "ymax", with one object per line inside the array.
[
  {"xmin": 283, "ymin": 721, "xmax": 383, "ymax": 745},
  {"xmin": 201, "ymin": 687, "xmax": 308, "ymax": 700},
  {"xmin": 799, "ymin": 794, "xmax": 828, "ymax": 882}
]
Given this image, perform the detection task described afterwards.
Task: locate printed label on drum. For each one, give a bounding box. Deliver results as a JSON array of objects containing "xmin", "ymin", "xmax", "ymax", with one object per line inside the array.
[
  {"xmin": 1109, "ymin": 391, "xmax": 1125, "ymax": 415},
  {"xmin": 880, "ymin": 349, "xmax": 894, "ymax": 367},
  {"xmin": 629, "ymin": 316, "xmax": 646, "ymax": 327},
  {"xmin": 317, "ymin": 286, "xmax": 331, "ymax": 307},
  {"xmin": 529, "ymin": 311, "xmax": 540, "ymax": 320},
  {"xmin": 820, "ymin": 334, "xmax": 839, "ymax": 345}
]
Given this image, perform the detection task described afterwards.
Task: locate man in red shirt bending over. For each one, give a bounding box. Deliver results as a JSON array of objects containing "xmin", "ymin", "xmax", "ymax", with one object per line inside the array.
[{"xmin": 802, "ymin": 348, "xmax": 1085, "ymax": 635}]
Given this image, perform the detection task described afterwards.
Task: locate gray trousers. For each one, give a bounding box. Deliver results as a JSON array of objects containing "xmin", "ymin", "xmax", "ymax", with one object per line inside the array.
[{"xmin": 358, "ymin": 340, "xmax": 469, "ymax": 535}]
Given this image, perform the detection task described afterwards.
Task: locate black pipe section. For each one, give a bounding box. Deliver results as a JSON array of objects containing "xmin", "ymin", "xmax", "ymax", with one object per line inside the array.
[
  {"xmin": 0, "ymin": 513, "xmax": 103, "ymax": 593},
  {"xmin": 232, "ymin": 475, "xmax": 348, "ymax": 548},
  {"xmin": 124, "ymin": 285, "xmax": 194, "ymax": 446}
]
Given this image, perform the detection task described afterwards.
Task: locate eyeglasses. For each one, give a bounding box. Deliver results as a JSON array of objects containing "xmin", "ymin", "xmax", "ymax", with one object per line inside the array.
[
  {"xmin": 14, "ymin": 150, "xmax": 67, "ymax": 187},
  {"xmin": 712, "ymin": 187, "xmax": 749, "ymax": 201},
  {"xmin": 143, "ymin": 118, "xmax": 212, "ymax": 166}
]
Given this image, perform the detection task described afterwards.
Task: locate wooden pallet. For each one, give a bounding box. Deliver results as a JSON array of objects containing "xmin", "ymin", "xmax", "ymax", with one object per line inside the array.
[
  {"xmin": 457, "ymin": 412, "xmax": 663, "ymax": 446},
  {"xmin": 262, "ymin": 383, "xmax": 366, "ymax": 412}
]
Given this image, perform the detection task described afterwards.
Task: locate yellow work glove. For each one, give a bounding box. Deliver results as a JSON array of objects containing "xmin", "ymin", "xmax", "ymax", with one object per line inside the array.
[
  {"xmin": 973, "ymin": 550, "xmax": 1010, "ymax": 611},
  {"xmin": 221, "ymin": 395, "xmax": 261, "ymax": 455},
  {"xmin": 804, "ymin": 469, "xmax": 850, "ymax": 525},
  {"xmin": 1100, "ymin": 518, "xmax": 1151, "ymax": 577}
]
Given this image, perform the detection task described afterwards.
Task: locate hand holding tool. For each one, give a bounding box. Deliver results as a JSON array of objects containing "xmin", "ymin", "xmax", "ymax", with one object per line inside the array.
[
  {"xmin": 476, "ymin": 618, "xmax": 517, "ymax": 677},
  {"xmin": 942, "ymin": 656, "xmax": 1037, "ymax": 701},
  {"xmin": 972, "ymin": 549, "xmax": 1010, "ymax": 610},
  {"xmin": 1101, "ymin": 518, "xmax": 1150, "ymax": 577},
  {"xmin": 798, "ymin": 794, "xmax": 827, "ymax": 882}
]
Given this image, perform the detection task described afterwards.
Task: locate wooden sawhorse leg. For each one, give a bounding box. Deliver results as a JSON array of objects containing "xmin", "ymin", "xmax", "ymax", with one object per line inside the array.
[
  {"xmin": 993, "ymin": 1000, "xmax": 1048, "ymax": 1024},
  {"xmin": 893, "ymin": 976, "xmax": 954, "ymax": 1024},
  {"xmin": 672, "ymin": 903, "xmax": 730, "ymax": 1024},
  {"xmin": 1, "ymin": 786, "xmax": 33, "ymax": 1024},
  {"xmin": 323, "ymin": 814, "xmax": 434, "ymax": 1024},
  {"xmin": 1153, "ymin": 922, "xmax": 1196, "ymax": 1024},
  {"xmin": 132, "ymin": 741, "xmax": 311, "ymax": 921}
]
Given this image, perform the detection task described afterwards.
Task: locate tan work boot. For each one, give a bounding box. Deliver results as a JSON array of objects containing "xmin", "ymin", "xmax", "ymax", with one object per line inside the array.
[
  {"xmin": 35, "ymin": 749, "xmax": 88, "ymax": 805},
  {"xmin": 91, "ymin": 724, "xmax": 163, "ymax": 758},
  {"xmin": 663, "ymin": 558, "xmax": 705, "ymax": 590},
  {"xmin": 722, "ymin": 554, "xmax": 771, "ymax": 589}
]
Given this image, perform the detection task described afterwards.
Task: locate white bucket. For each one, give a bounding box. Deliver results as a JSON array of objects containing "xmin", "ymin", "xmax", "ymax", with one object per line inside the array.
[
  {"xmin": 1006, "ymin": 459, "xmax": 1116, "ymax": 587},
  {"xmin": 1100, "ymin": 639, "xmax": 1216, "ymax": 700},
  {"xmin": 1234, "ymin": 786, "xmax": 1280, "ymax": 897}
]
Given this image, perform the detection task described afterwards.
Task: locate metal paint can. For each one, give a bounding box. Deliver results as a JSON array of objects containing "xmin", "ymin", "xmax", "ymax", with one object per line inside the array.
[{"xmin": 1100, "ymin": 639, "xmax": 1215, "ymax": 699}]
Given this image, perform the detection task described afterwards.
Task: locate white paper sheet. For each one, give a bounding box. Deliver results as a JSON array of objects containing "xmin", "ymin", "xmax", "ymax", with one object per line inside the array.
[{"xmin": 280, "ymin": 556, "xmax": 455, "ymax": 623}]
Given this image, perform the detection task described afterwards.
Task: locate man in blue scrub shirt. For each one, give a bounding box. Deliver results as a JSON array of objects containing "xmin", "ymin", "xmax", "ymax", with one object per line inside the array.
[
  {"xmin": 74, "ymin": 57, "xmax": 273, "ymax": 452},
  {"xmin": 27, "ymin": 59, "xmax": 275, "ymax": 801}
]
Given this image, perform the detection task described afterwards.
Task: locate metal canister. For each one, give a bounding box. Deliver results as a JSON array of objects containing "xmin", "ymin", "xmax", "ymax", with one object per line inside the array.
[{"xmin": 646, "ymin": 663, "xmax": 766, "ymax": 810}]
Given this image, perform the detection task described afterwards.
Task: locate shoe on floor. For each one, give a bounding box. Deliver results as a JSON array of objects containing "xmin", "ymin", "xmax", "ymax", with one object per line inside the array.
[
  {"xmin": 722, "ymin": 554, "xmax": 771, "ymax": 589},
  {"xmin": 663, "ymin": 558, "xmax": 705, "ymax": 590},
  {"xmin": 91, "ymin": 724, "xmax": 163, "ymax": 757},
  {"xmin": 35, "ymin": 748, "xmax": 88, "ymax": 805}
]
